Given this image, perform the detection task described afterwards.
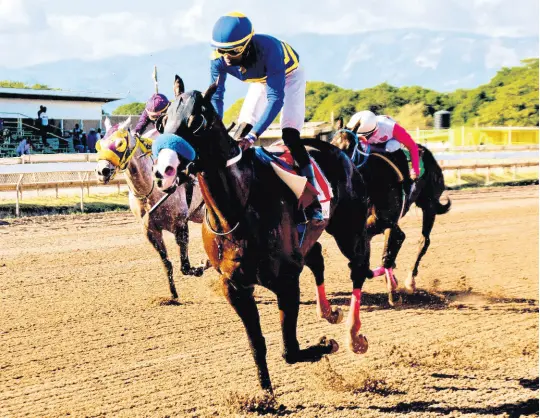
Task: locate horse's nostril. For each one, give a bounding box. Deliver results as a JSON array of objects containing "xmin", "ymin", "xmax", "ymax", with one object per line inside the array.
[
  {"xmin": 154, "ymin": 170, "xmax": 163, "ymax": 179},
  {"xmin": 101, "ymin": 167, "xmax": 111, "ymax": 177},
  {"xmin": 165, "ymin": 166, "xmax": 175, "ymax": 177}
]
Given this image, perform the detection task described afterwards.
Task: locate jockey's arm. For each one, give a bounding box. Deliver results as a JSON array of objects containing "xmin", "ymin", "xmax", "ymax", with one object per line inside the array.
[
  {"xmin": 210, "ymin": 59, "xmax": 227, "ymax": 118},
  {"xmin": 392, "ymin": 123, "xmax": 420, "ymax": 177},
  {"xmin": 134, "ymin": 110, "xmax": 150, "ymax": 136},
  {"xmin": 252, "ymin": 70, "xmax": 285, "ymax": 137}
]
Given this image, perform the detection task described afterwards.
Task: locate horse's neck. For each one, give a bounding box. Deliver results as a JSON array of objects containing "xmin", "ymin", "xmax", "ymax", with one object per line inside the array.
[
  {"xmin": 125, "ymin": 146, "xmax": 154, "ymax": 197},
  {"xmin": 198, "ymin": 129, "xmax": 250, "ymax": 230}
]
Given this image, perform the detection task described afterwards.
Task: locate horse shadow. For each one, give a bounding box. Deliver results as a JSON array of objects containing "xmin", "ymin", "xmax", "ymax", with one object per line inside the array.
[
  {"xmin": 367, "ymin": 398, "xmax": 539, "ymax": 416},
  {"xmin": 318, "ymin": 289, "xmax": 449, "ymax": 311},
  {"xmin": 259, "ymin": 289, "xmax": 537, "ymax": 312}
]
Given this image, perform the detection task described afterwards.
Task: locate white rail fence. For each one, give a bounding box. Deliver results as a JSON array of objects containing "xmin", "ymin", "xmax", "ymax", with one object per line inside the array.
[{"xmin": 1, "ymin": 156, "xmax": 537, "ymax": 216}]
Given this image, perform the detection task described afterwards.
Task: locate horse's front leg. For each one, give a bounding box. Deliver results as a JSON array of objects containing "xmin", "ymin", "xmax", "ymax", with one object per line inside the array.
[
  {"xmin": 223, "ymin": 278, "xmax": 272, "ymax": 392},
  {"xmin": 276, "ymin": 276, "xmax": 339, "ymax": 364},
  {"xmin": 305, "ymin": 242, "xmax": 343, "ymax": 324},
  {"xmin": 145, "ymin": 227, "xmax": 177, "ymax": 300},
  {"xmin": 176, "ymin": 223, "xmax": 208, "ymax": 277},
  {"xmin": 332, "ymin": 228, "xmax": 371, "ymax": 355},
  {"xmin": 381, "ymin": 226, "xmax": 406, "ymax": 306}
]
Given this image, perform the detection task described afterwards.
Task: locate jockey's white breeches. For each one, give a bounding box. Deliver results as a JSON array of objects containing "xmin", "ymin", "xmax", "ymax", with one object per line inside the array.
[{"xmin": 238, "ymin": 65, "xmax": 306, "ymax": 133}]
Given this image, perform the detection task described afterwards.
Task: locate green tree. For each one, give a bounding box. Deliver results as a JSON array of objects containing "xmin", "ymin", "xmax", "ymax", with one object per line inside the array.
[
  {"xmin": 395, "ymin": 103, "xmax": 433, "ymax": 130},
  {"xmin": 112, "ymin": 102, "xmax": 146, "ymax": 115},
  {"xmin": 223, "ymin": 58, "xmax": 539, "ymax": 127},
  {"xmin": 0, "ymin": 80, "xmax": 54, "ymax": 89}
]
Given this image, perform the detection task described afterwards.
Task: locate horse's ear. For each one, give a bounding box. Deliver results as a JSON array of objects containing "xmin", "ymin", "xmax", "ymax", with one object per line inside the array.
[
  {"xmin": 174, "ymin": 75, "xmax": 185, "ymax": 98},
  {"xmin": 203, "ymin": 77, "xmax": 219, "ymax": 101},
  {"xmin": 351, "ymin": 120, "xmax": 361, "ymax": 134},
  {"xmin": 119, "ymin": 116, "xmax": 131, "ymax": 131},
  {"xmin": 334, "ymin": 116, "xmax": 344, "ymax": 130},
  {"xmin": 104, "ymin": 117, "xmax": 112, "ymax": 132}
]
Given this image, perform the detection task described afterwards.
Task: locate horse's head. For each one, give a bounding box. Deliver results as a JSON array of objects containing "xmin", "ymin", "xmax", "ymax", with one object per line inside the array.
[
  {"xmin": 95, "ymin": 117, "xmax": 135, "ymax": 183},
  {"xmin": 152, "ymin": 75, "xmax": 237, "ymax": 192},
  {"xmin": 330, "ymin": 116, "xmax": 361, "ymax": 159}
]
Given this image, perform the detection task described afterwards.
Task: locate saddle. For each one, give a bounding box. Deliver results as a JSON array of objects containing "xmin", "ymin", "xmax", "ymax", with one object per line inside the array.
[{"xmin": 253, "ymin": 145, "xmax": 333, "ymax": 219}]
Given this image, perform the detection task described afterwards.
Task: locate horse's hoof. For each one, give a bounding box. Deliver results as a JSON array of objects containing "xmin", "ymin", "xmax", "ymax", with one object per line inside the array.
[
  {"xmin": 320, "ymin": 306, "xmax": 343, "ymax": 325},
  {"xmin": 404, "ymin": 271, "xmax": 416, "ymax": 294},
  {"xmin": 388, "ymin": 291, "xmax": 403, "ymax": 307},
  {"xmin": 348, "ymin": 333, "xmax": 369, "ymax": 354},
  {"xmin": 330, "ymin": 307, "xmax": 344, "ymax": 324},
  {"xmin": 329, "ymin": 339, "xmax": 339, "ymax": 354},
  {"xmin": 318, "ymin": 336, "xmax": 339, "ymax": 354}
]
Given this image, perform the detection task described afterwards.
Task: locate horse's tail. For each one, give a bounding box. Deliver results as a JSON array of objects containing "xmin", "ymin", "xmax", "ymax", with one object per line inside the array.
[
  {"xmin": 418, "ymin": 144, "xmax": 452, "ymax": 215},
  {"xmin": 436, "ymin": 195, "xmax": 452, "ymax": 214}
]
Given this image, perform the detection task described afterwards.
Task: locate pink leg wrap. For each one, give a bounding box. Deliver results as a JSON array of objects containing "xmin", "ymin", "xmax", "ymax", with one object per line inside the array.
[
  {"xmin": 372, "ymin": 266, "xmax": 385, "ymax": 277},
  {"xmin": 316, "ymin": 284, "xmax": 331, "ymax": 316},
  {"xmin": 347, "ymin": 289, "xmax": 362, "ymax": 334}
]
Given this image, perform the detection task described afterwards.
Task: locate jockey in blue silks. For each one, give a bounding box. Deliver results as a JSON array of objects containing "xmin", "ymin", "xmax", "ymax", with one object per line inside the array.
[{"xmin": 209, "ymin": 12, "xmax": 323, "ymax": 224}]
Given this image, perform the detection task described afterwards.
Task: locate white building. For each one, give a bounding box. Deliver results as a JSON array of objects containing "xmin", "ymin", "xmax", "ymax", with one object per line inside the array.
[{"xmin": 0, "ymin": 88, "xmax": 123, "ymax": 132}]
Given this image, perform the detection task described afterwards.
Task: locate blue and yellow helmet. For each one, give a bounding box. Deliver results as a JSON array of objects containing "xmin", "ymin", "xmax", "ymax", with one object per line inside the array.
[{"xmin": 211, "ymin": 12, "xmax": 254, "ymax": 52}]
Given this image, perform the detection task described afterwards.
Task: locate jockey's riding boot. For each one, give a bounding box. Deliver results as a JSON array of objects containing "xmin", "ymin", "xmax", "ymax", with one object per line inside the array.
[
  {"xmin": 299, "ymin": 163, "xmax": 325, "ymax": 225},
  {"xmin": 282, "ymin": 127, "xmax": 325, "ymax": 225}
]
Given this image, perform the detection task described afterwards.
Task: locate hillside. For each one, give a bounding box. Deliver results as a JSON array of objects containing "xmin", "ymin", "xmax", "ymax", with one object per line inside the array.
[{"xmin": 223, "ymin": 59, "xmax": 539, "ymax": 128}]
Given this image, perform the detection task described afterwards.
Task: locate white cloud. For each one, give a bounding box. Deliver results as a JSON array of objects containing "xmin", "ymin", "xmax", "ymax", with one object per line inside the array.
[
  {"xmin": 342, "ymin": 43, "xmax": 373, "ymax": 74},
  {"xmin": 485, "ymin": 41, "xmax": 521, "ymax": 68},
  {"xmin": 0, "ymin": 0, "xmax": 46, "ymax": 32},
  {"xmin": 0, "ymin": 0, "xmax": 538, "ymax": 68}
]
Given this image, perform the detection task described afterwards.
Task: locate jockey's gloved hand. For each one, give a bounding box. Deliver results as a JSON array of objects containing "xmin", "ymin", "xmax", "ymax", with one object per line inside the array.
[{"xmin": 239, "ymin": 132, "xmax": 257, "ymax": 151}]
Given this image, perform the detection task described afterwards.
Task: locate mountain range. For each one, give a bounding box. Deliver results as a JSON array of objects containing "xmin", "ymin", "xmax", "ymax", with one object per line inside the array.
[{"xmin": 0, "ymin": 29, "xmax": 537, "ymax": 113}]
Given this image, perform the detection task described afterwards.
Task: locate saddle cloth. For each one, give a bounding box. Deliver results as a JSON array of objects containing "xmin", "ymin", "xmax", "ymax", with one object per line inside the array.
[
  {"xmin": 401, "ymin": 148, "xmax": 425, "ymax": 178},
  {"xmin": 254, "ymin": 145, "xmax": 334, "ymax": 219}
]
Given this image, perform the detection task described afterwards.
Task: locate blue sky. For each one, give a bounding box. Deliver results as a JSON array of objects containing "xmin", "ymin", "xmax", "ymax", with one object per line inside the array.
[{"xmin": 0, "ymin": 0, "xmax": 538, "ymax": 68}]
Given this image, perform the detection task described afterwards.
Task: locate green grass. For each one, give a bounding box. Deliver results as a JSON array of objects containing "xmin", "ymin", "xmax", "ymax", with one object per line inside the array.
[{"xmin": 0, "ymin": 192, "xmax": 130, "ymax": 218}]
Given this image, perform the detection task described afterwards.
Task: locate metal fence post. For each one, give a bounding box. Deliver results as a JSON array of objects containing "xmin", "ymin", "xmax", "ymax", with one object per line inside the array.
[
  {"xmin": 78, "ymin": 173, "xmax": 84, "ymax": 212},
  {"xmin": 15, "ymin": 174, "xmax": 24, "ymax": 217}
]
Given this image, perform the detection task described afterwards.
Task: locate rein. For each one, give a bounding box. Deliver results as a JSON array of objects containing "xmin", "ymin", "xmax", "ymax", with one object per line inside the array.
[
  {"xmin": 338, "ymin": 129, "xmax": 370, "ymax": 168},
  {"xmin": 204, "ymin": 206, "xmax": 240, "ymax": 236},
  {"xmin": 118, "ymin": 136, "xmax": 153, "ymax": 172}
]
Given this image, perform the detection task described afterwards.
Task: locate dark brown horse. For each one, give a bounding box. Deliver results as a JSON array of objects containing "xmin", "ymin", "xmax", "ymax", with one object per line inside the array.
[
  {"xmin": 331, "ymin": 118, "xmax": 451, "ymax": 301},
  {"xmin": 152, "ymin": 76, "xmax": 373, "ymax": 393}
]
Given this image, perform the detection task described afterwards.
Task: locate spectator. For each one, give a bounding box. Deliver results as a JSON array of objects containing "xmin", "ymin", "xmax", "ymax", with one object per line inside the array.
[
  {"xmin": 96, "ymin": 128, "xmax": 102, "ymax": 140},
  {"xmin": 16, "ymin": 138, "xmax": 32, "ymax": 156},
  {"xmin": 86, "ymin": 129, "xmax": 99, "ymax": 152},
  {"xmin": 81, "ymin": 132, "xmax": 87, "ymax": 152},
  {"xmin": 37, "ymin": 106, "xmax": 50, "ymax": 147},
  {"xmin": 72, "ymin": 123, "xmax": 82, "ymax": 152}
]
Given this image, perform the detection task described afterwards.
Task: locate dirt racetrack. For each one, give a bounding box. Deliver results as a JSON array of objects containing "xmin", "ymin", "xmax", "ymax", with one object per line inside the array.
[{"xmin": 1, "ymin": 185, "xmax": 538, "ymax": 417}]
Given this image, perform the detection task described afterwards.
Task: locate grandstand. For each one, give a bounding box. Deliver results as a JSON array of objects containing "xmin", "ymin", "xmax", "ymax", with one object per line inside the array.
[{"xmin": 0, "ymin": 88, "xmax": 122, "ymax": 157}]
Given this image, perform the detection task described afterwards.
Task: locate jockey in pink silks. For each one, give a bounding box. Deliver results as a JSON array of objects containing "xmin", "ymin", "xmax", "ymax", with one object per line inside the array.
[{"xmin": 346, "ymin": 110, "xmax": 420, "ymax": 181}]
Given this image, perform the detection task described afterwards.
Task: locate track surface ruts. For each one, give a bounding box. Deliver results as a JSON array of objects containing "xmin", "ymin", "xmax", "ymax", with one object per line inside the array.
[{"xmin": 1, "ymin": 186, "xmax": 538, "ymax": 417}]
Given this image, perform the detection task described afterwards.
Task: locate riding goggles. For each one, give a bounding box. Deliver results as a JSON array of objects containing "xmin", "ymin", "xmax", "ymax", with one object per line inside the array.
[{"xmin": 216, "ymin": 42, "xmax": 249, "ymax": 58}]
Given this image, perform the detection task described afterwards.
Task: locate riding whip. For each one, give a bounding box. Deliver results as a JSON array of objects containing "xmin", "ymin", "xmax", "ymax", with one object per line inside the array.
[{"xmin": 152, "ymin": 65, "xmax": 159, "ymax": 93}]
